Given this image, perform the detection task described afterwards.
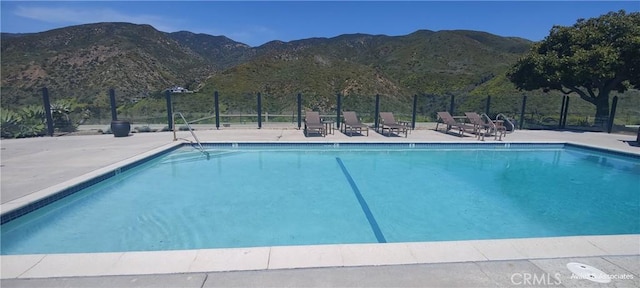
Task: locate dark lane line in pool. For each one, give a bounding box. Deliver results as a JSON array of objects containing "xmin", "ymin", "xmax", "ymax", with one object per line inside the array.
[{"xmin": 335, "ymin": 157, "xmax": 387, "ymax": 243}]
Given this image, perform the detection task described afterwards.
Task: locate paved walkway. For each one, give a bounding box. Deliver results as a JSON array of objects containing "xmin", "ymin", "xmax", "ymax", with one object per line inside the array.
[
  {"xmin": 1, "ymin": 126, "xmax": 638, "ymax": 287},
  {"xmin": 1, "ymin": 255, "xmax": 638, "ymax": 287}
]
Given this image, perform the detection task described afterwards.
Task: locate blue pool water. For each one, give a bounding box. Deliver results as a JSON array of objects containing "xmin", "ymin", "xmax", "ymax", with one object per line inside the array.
[{"xmin": 1, "ymin": 143, "xmax": 639, "ymax": 255}]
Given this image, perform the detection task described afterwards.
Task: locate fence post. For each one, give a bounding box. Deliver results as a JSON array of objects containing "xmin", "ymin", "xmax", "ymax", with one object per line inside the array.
[
  {"xmin": 257, "ymin": 93, "xmax": 262, "ymax": 129},
  {"xmin": 374, "ymin": 94, "xmax": 380, "ymax": 130},
  {"xmin": 297, "ymin": 93, "xmax": 302, "ymax": 129},
  {"xmin": 519, "ymin": 94, "xmax": 527, "ymax": 130},
  {"xmin": 109, "ymin": 88, "xmax": 117, "ymax": 121},
  {"xmin": 42, "ymin": 87, "xmax": 54, "ymax": 136},
  {"xmin": 411, "ymin": 94, "xmax": 417, "ymax": 129},
  {"xmin": 485, "ymin": 96, "xmax": 491, "ymax": 115},
  {"xmin": 214, "ymin": 91, "xmax": 220, "ymax": 130},
  {"xmin": 165, "ymin": 90, "xmax": 173, "ymax": 131},
  {"xmin": 449, "ymin": 94, "xmax": 455, "ymax": 115},
  {"xmin": 558, "ymin": 96, "xmax": 567, "ymax": 130},
  {"xmin": 562, "ymin": 96, "xmax": 570, "ymax": 129},
  {"xmin": 607, "ymin": 96, "xmax": 618, "ymax": 133},
  {"xmin": 336, "ymin": 94, "xmax": 342, "ymax": 130}
]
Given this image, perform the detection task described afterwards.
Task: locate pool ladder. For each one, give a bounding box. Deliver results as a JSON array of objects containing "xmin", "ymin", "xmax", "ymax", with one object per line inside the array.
[
  {"xmin": 495, "ymin": 113, "xmax": 515, "ymax": 133},
  {"xmin": 172, "ymin": 112, "xmax": 210, "ymax": 159},
  {"xmin": 480, "ymin": 113, "xmax": 508, "ymax": 140}
]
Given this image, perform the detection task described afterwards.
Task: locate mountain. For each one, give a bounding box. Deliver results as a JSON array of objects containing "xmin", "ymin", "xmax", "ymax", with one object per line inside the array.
[
  {"xmin": 198, "ymin": 30, "xmax": 532, "ymax": 113},
  {"xmin": 1, "ymin": 22, "xmax": 533, "ymax": 115},
  {"xmin": 166, "ymin": 31, "xmax": 253, "ymax": 70},
  {"xmin": 1, "ymin": 23, "xmax": 230, "ymax": 108}
]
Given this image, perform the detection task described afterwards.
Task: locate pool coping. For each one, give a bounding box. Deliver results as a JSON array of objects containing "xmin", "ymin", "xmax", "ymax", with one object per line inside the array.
[
  {"xmin": 2, "ymin": 140, "xmax": 639, "ymax": 279},
  {"xmin": 2, "ymin": 235, "xmax": 638, "ymax": 279}
]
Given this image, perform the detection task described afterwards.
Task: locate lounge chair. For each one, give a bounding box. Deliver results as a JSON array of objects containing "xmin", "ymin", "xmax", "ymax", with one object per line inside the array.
[
  {"xmin": 304, "ymin": 111, "xmax": 326, "ymax": 137},
  {"xmin": 465, "ymin": 112, "xmax": 506, "ymax": 140},
  {"xmin": 436, "ymin": 111, "xmax": 477, "ymax": 137},
  {"xmin": 342, "ymin": 111, "xmax": 369, "ymax": 136},
  {"xmin": 379, "ymin": 112, "xmax": 408, "ymax": 137}
]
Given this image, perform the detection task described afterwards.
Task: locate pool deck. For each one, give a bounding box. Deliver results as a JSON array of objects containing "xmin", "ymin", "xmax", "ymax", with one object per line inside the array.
[{"xmin": 1, "ymin": 125, "xmax": 639, "ymax": 287}]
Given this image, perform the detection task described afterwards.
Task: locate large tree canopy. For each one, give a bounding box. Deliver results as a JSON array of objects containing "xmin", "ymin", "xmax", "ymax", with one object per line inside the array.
[{"xmin": 507, "ymin": 10, "xmax": 640, "ymax": 124}]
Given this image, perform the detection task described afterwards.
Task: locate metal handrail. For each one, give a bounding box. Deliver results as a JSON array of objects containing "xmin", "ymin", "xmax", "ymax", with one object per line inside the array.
[
  {"xmin": 496, "ymin": 113, "xmax": 515, "ymax": 133},
  {"xmin": 480, "ymin": 113, "xmax": 497, "ymax": 130},
  {"xmin": 480, "ymin": 113, "xmax": 512, "ymax": 141},
  {"xmin": 172, "ymin": 112, "xmax": 209, "ymax": 159}
]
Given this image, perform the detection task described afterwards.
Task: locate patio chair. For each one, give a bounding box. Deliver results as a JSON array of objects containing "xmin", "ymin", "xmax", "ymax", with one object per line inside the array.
[
  {"xmin": 304, "ymin": 111, "xmax": 326, "ymax": 137},
  {"xmin": 342, "ymin": 111, "xmax": 369, "ymax": 136},
  {"xmin": 436, "ymin": 111, "xmax": 477, "ymax": 137},
  {"xmin": 379, "ymin": 112, "xmax": 408, "ymax": 137}
]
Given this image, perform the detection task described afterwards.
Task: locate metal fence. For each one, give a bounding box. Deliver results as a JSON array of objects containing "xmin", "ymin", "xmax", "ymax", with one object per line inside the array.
[{"xmin": 17, "ymin": 88, "xmax": 640, "ymax": 136}]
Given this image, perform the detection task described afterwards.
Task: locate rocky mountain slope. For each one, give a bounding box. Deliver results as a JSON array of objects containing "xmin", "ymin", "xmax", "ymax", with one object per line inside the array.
[{"xmin": 1, "ymin": 22, "xmax": 532, "ymax": 113}]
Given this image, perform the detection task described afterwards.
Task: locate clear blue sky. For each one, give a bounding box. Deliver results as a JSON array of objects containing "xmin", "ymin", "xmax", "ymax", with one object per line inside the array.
[{"xmin": 1, "ymin": 1, "xmax": 638, "ymax": 47}]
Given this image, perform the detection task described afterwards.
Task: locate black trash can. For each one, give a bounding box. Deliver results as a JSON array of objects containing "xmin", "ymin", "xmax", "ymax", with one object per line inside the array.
[{"xmin": 111, "ymin": 120, "xmax": 131, "ymax": 137}]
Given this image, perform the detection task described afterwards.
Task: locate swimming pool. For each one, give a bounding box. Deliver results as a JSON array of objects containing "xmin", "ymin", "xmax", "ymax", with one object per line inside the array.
[{"xmin": 1, "ymin": 143, "xmax": 639, "ymax": 255}]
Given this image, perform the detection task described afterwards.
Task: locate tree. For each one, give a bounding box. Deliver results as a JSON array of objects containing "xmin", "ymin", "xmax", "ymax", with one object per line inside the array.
[{"xmin": 507, "ymin": 10, "xmax": 640, "ymax": 125}]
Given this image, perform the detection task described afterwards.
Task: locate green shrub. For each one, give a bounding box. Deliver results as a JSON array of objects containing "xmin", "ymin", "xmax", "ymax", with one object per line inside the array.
[
  {"xmin": 1, "ymin": 108, "xmax": 21, "ymax": 138},
  {"xmin": 0, "ymin": 106, "xmax": 47, "ymax": 138},
  {"xmin": 0, "ymin": 100, "xmax": 95, "ymax": 138}
]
